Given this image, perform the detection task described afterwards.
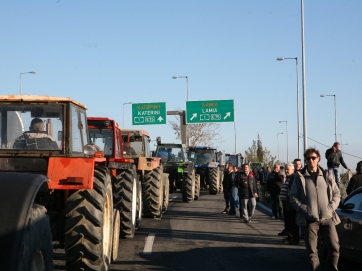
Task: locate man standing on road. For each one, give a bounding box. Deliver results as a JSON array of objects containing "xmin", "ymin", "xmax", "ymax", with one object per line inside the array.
[
  {"xmin": 221, "ymin": 162, "xmax": 232, "ymax": 213},
  {"xmin": 325, "ymin": 142, "xmax": 350, "ymax": 188},
  {"xmin": 258, "ymin": 165, "xmax": 270, "ymax": 203},
  {"xmin": 290, "ymin": 148, "xmax": 340, "ymax": 271},
  {"xmin": 267, "ymin": 163, "xmax": 285, "ymax": 219},
  {"xmin": 236, "ymin": 163, "xmax": 258, "ymax": 223}
]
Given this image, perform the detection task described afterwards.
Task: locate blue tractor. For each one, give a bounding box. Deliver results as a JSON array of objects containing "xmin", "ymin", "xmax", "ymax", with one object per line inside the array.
[{"xmin": 188, "ymin": 146, "xmax": 225, "ymax": 195}]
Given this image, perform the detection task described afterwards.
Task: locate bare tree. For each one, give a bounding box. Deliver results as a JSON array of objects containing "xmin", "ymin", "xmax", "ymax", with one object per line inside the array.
[
  {"xmin": 169, "ymin": 116, "xmax": 224, "ymax": 147},
  {"xmin": 245, "ymin": 135, "xmax": 276, "ymax": 167}
]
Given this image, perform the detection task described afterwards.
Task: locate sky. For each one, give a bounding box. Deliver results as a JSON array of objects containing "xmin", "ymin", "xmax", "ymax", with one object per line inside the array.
[{"xmin": 1, "ymin": 0, "xmax": 361, "ymax": 170}]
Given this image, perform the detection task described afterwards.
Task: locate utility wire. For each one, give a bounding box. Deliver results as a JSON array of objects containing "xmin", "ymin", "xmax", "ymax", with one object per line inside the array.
[{"xmin": 307, "ymin": 137, "xmax": 362, "ymax": 160}]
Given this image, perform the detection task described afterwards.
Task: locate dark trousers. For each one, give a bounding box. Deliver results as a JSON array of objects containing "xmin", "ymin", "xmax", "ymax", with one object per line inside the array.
[
  {"xmin": 304, "ymin": 218, "xmax": 339, "ymax": 271},
  {"xmin": 282, "ymin": 204, "xmax": 299, "ymax": 241},
  {"xmin": 271, "ymin": 195, "xmax": 282, "ymax": 218},
  {"xmin": 223, "ymin": 189, "xmax": 230, "ymax": 210}
]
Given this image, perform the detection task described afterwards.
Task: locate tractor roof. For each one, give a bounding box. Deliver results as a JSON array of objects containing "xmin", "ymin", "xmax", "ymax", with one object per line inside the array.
[
  {"xmin": 0, "ymin": 95, "xmax": 87, "ymax": 109},
  {"xmin": 121, "ymin": 128, "xmax": 150, "ymax": 137},
  {"xmin": 188, "ymin": 146, "xmax": 217, "ymax": 150},
  {"xmin": 157, "ymin": 143, "xmax": 185, "ymax": 148}
]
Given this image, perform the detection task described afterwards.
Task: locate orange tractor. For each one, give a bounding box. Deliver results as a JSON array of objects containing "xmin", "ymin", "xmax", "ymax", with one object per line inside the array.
[
  {"xmin": 121, "ymin": 129, "xmax": 168, "ymax": 218},
  {"xmin": 0, "ymin": 95, "xmax": 121, "ymax": 270}
]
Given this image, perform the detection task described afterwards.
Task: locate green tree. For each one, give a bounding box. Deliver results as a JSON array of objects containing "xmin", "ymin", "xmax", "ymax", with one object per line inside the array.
[{"xmin": 245, "ymin": 135, "xmax": 276, "ymax": 167}]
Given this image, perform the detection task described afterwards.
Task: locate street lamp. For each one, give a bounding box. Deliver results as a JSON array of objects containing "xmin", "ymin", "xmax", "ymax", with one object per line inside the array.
[
  {"xmin": 172, "ymin": 76, "xmax": 188, "ymax": 100},
  {"xmin": 277, "ymin": 132, "xmax": 284, "ymax": 162},
  {"xmin": 123, "ymin": 102, "xmax": 132, "ymax": 128},
  {"xmin": 320, "ymin": 94, "xmax": 337, "ymax": 142},
  {"xmin": 277, "ymin": 57, "xmax": 300, "ymax": 159},
  {"xmin": 301, "ymin": 0, "xmax": 308, "ymax": 153},
  {"xmin": 20, "ymin": 71, "xmax": 36, "ymax": 95},
  {"xmin": 279, "ymin": 121, "xmax": 289, "ymax": 163}
]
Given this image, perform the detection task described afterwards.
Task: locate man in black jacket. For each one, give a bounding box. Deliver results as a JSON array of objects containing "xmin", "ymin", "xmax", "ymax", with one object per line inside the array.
[
  {"xmin": 221, "ymin": 162, "xmax": 233, "ymax": 213},
  {"xmin": 267, "ymin": 163, "xmax": 285, "ymax": 219},
  {"xmin": 325, "ymin": 142, "xmax": 350, "ymax": 188},
  {"xmin": 346, "ymin": 161, "xmax": 362, "ymax": 195}
]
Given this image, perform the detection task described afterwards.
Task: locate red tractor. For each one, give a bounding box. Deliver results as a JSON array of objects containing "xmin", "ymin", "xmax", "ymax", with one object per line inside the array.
[
  {"xmin": 0, "ymin": 95, "xmax": 120, "ymax": 270},
  {"xmin": 121, "ymin": 129, "xmax": 168, "ymax": 218},
  {"xmin": 88, "ymin": 117, "xmax": 142, "ymax": 238}
]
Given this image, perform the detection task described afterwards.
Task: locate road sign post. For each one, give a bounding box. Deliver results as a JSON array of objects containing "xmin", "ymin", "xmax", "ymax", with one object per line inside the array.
[
  {"xmin": 185, "ymin": 99, "xmax": 234, "ymax": 124},
  {"xmin": 131, "ymin": 102, "xmax": 167, "ymax": 125}
]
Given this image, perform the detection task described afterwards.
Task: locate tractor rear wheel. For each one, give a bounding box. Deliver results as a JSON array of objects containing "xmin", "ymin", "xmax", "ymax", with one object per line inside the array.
[
  {"xmin": 208, "ymin": 167, "xmax": 220, "ymax": 195},
  {"xmin": 162, "ymin": 173, "xmax": 170, "ymax": 213},
  {"xmin": 18, "ymin": 204, "xmax": 53, "ymax": 271},
  {"xmin": 143, "ymin": 165, "xmax": 163, "ymax": 218},
  {"xmin": 65, "ymin": 167, "xmax": 113, "ymax": 271},
  {"xmin": 135, "ymin": 180, "xmax": 143, "ymax": 230},
  {"xmin": 194, "ymin": 174, "xmax": 201, "ymax": 200},
  {"xmin": 113, "ymin": 166, "xmax": 138, "ymax": 238},
  {"xmin": 182, "ymin": 172, "xmax": 195, "ymax": 202}
]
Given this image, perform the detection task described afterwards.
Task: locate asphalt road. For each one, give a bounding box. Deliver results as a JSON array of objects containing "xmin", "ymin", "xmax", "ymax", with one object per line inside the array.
[{"xmin": 54, "ymin": 190, "xmax": 360, "ymax": 271}]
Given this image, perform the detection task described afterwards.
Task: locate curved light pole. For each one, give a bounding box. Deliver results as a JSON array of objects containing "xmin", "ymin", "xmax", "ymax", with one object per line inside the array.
[
  {"xmin": 20, "ymin": 71, "xmax": 36, "ymax": 95},
  {"xmin": 277, "ymin": 132, "xmax": 284, "ymax": 162},
  {"xmin": 279, "ymin": 121, "xmax": 289, "ymax": 163},
  {"xmin": 320, "ymin": 94, "xmax": 337, "ymax": 142},
  {"xmin": 277, "ymin": 57, "xmax": 300, "ymax": 158},
  {"xmin": 123, "ymin": 102, "xmax": 132, "ymax": 127},
  {"xmin": 172, "ymin": 76, "xmax": 188, "ymax": 100}
]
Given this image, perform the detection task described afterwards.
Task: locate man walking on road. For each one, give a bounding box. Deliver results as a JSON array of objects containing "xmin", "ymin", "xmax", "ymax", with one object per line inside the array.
[
  {"xmin": 325, "ymin": 142, "xmax": 350, "ymax": 188},
  {"xmin": 267, "ymin": 163, "xmax": 285, "ymax": 219},
  {"xmin": 221, "ymin": 162, "xmax": 232, "ymax": 213},
  {"xmin": 290, "ymin": 147, "xmax": 340, "ymax": 271},
  {"xmin": 236, "ymin": 163, "xmax": 258, "ymax": 223}
]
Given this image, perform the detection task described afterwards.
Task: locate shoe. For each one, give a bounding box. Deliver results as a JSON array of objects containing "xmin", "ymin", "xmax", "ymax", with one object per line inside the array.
[
  {"xmin": 282, "ymin": 237, "xmax": 291, "ymax": 244},
  {"xmin": 221, "ymin": 209, "xmax": 229, "ymax": 214},
  {"xmin": 227, "ymin": 212, "xmax": 236, "ymax": 215},
  {"xmin": 278, "ymin": 229, "xmax": 288, "ymax": 236},
  {"xmin": 249, "ymin": 217, "xmax": 252, "ymax": 222},
  {"xmin": 271, "ymin": 216, "xmax": 276, "ymax": 219},
  {"xmin": 242, "ymin": 219, "xmax": 249, "ymax": 223}
]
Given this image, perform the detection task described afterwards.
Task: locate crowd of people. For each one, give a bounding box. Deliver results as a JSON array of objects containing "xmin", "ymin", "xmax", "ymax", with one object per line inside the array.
[{"xmin": 221, "ymin": 142, "xmax": 362, "ymax": 271}]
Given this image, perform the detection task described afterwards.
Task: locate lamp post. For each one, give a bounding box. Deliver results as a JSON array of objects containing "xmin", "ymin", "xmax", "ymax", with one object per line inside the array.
[
  {"xmin": 320, "ymin": 94, "xmax": 337, "ymax": 142},
  {"xmin": 301, "ymin": 0, "xmax": 308, "ymax": 153},
  {"xmin": 279, "ymin": 120, "xmax": 289, "ymax": 163},
  {"xmin": 277, "ymin": 57, "xmax": 300, "ymax": 159},
  {"xmin": 172, "ymin": 76, "xmax": 188, "ymax": 100},
  {"xmin": 20, "ymin": 71, "xmax": 36, "ymax": 95},
  {"xmin": 123, "ymin": 102, "xmax": 132, "ymax": 128},
  {"xmin": 277, "ymin": 132, "xmax": 284, "ymax": 162}
]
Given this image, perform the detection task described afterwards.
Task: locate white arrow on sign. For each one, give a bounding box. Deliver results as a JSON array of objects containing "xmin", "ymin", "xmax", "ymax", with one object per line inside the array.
[
  {"xmin": 224, "ymin": 112, "xmax": 231, "ymax": 119},
  {"xmin": 157, "ymin": 116, "xmax": 163, "ymax": 122},
  {"xmin": 190, "ymin": 113, "xmax": 197, "ymax": 120}
]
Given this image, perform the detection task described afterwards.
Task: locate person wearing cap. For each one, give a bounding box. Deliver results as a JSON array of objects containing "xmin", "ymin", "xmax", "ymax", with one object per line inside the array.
[{"xmin": 13, "ymin": 118, "xmax": 59, "ymax": 150}]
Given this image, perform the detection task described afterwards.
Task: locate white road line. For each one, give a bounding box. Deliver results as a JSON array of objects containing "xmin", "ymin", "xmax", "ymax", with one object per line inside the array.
[
  {"xmin": 256, "ymin": 202, "xmax": 272, "ymax": 213},
  {"xmin": 169, "ymin": 196, "xmax": 178, "ymax": 201},
  {"xmin": 143, "ymin": 233, "xmax": 155, "ymax": 254}
]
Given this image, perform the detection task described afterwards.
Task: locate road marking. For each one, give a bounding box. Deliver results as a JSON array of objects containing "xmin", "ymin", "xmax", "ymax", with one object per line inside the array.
[
  {"xmin": 169, "ymin": 196, "xmax": 177, "ymax": 201},
  {"xmin": 143, "ymin": 233, "xmax": 155, "ymax": 254},
  {"xmin": 256, "ymin": 202, "xmax": 272, "ymax": 213}
]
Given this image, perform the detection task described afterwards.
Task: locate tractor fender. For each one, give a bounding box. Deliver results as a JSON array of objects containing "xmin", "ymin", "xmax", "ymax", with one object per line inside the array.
[{"xmin": 0, "ymin": 172, "xmax": 49, "ymax": 271}]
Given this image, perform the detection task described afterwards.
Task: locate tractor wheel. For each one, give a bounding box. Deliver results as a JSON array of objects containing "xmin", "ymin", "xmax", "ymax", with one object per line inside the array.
[
  {"xmin": 208, "ymin": 167, "xmax": 220, "ymax": 195},
  {"xmin": 135, "ymin": 180, "xmax": 143, "ymax": 230},
  {"xmin": 143, "ymin": 165, "xmax": 163, "ymax": 218},
  {"xmin": 18, "ymin": 204, "xmax": 53, "ymax": 271},
  {"xmin": 111, "ymin": 209, "xmax": 120, "ymax": 262},
  {"xmin": 218, "ymin": 169, "xmax": 224, "ymax": 193},
  {"xmin": 194, "ymin": 174, "xmax": 201, "ymax": 200},
  {"xmin": 182, "ymin": 172, "xmax": 195, "ymax": 202},
  {"xmin": 113, "ymin": 166, "xmax": 138, "ymax": 238},
  {"xmin": 65, "ymin": 167, "xmax": 113, "ymax": 271},
  {"xmin": 162, "ymin": 173, "xmax": 170, "ymax": 213}
]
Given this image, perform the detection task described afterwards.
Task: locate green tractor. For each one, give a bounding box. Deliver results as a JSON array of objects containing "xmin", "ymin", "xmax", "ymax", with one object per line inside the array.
[{"xmin": 153, "ymin": 139, "xmax": 197, "ymax": 202}]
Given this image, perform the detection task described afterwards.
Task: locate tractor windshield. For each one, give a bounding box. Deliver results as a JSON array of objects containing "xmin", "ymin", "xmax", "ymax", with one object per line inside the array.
[
  {"xmin": 190, "ymin": 150, "xmax": 216, "ymax": 164},
  {"xmin": 89, "ymin": 128, "xmax": 114, "ymax": 157},
  {"xmin": 155, "ymin": 147, "xmax": 185, "ymax": 162},
  {"xmin": 0, "ymin": 104, "xmax": 63, "ymax": 150}
]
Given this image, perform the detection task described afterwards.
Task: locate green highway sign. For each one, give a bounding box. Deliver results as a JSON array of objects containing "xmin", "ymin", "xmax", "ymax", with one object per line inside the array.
[
  {"xmin": 185, "ymin": 99, "xmax": 234, "ymax": 124},
  {"xmin": 132, "ymin": 102, "xmax": 167, "ymax": 125}
]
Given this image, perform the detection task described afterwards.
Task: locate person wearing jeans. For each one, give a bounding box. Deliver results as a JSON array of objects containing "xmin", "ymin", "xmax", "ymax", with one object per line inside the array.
[
  {"xmin": 236, "ymin": 163, "xmax": 258, "ymax": 223},
  {"xmin": 325, "ymin": 142, "xmax": 350, "ymax": 188},
  {"xmin": 290, "ymin": 147, "xmax": 341, "ymax": 271}
]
